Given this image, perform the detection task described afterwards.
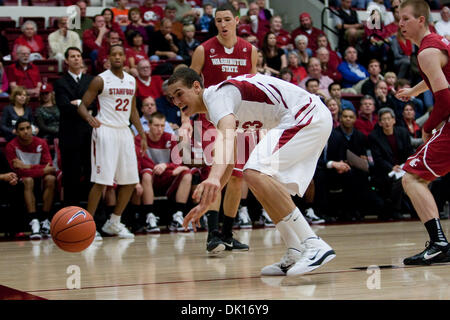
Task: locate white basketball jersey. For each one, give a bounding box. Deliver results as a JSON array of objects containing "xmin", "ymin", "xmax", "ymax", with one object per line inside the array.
[
  {"xmin": 203, "ymin": 74, "xmax": 321, "ymax": 131},
  {"xmin": 97, "ymin": 69, "xmax": 136, "ymax": 127}
]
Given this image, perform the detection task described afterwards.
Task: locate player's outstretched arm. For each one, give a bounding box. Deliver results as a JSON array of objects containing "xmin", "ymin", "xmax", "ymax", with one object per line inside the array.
[
  {"xmin": 250, "ymin": 45, "xmax": 258, "ymax": 75},
  {"xmin": 78, "ymin": 76, "xmax": 103, "ymax": 128}
]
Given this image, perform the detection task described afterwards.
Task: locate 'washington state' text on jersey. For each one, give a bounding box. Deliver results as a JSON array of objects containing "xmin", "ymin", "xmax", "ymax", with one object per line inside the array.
[{"xmin": 97, "ymin": 69, "xmax": 136, "ymax": 127}]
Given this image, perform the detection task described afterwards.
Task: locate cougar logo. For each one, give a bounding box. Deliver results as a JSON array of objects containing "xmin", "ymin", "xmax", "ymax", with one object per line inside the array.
[
  {"xmin": 210, "ymin": 48, "xmax": 215, "ymax": 54},
  {"xmin": 67, "ymin": 210, "xmax": 86, "ymax": 224},
  {"xmin": 243, "ymin": 47, "xmax": 247, "ymax": 52},
  {"xmin": 37, "ymin": 145, "xmax": 43, "ymax": 152},
  {"xmin": 409, "ymin": 158, "xmax": 420, "ymax": 167}
]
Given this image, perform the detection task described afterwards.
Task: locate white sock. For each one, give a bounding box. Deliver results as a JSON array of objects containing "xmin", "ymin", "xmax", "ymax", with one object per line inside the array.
[
  {"xmin": 282, "ymin": 207, "xmax": 317, "ymax": 242},
  {"xmin": 110, "ymin": 214, "xmax": 121, "ymax": 224},
  {"xmin": 275, "ymin": 220, "xmax": 303, "ymax": 250}
]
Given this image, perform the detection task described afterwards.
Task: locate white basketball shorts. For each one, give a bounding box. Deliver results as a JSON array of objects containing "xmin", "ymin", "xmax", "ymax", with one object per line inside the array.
[
  {"xmin": 91, "ymin": 125, "xmax": 139, "ymax": 186},
  {"xmin": 244, "ymin": 96, "xmax": 332, "ymax": 197}
]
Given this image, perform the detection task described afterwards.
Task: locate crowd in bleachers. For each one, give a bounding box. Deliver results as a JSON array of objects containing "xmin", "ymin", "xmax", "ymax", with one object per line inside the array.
[{"xmin": 0, "ymin": 0, "xmax": 449, "ymax": 239}]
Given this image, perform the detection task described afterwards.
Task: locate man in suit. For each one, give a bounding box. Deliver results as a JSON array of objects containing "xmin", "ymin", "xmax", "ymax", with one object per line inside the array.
[
  {"xmin": 368, "ymin": 107, "xmax": 414, "ymax": 220},
  {"xmin": 54, "ymin": 47, "xmax": 96, "ymax": 208}
]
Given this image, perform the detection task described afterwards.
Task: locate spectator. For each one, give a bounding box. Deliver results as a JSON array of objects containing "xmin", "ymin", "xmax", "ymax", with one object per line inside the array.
[
  {"xmin": 54, "ymin": 47, "xmax": 95, "ymax": 208},
  {"xmin": 435, "ymin": 6, "xmax": 450, "ymax": 40},
  {"xmin": 305, "ymin": 78, "xmax": 327, "ymax": 102},
  {"xmin": 338, "ymin": 46, "xmax": 369, "ymax": 88},
  {"xmin": 390, "ymin": 29, "xmax": 414, "ymax": 79},
  {"xmin": 245, "ymin": 0, "xmax": 270, "ymax": 40},
  {"xmin": 0, "ymin": 33, "xmax": 9, "ymax": 59},
  {"xmin": 361, "ymin": 59, "xmax": 383, "ymax": 98},
  {"xmin": 328, "ymin": 82, "xmax": 356, "ymax": 112},
  {"xmin": 334, "ymin": 0, "xmax": 364, "ymax": 50},
  {"xmin": 136, "ymin": 59, "xmax": 164, "ymax": 101},
  {"xmin": 287, "ymin": 51, "xmax": 307, "ymax": 85},
  {"xmin": 148, "ymin": 18, "xmax": 183, "ymax": 62},
  {"xmin": 256, "ymin": 49, "xmax": 273, "ymax": 75},
  {"xmin": 12, "ymin": 20, "xmax": 46, "ymax": 61},
  {"xmin": 291, "ymin": 12, "xmax": 326, "ymax": 55},
  {"xmin": 398, "ymin": 102, "xmax": 422, "ymax": 149},
  {"xmin": 1, "ymin": 86, "xmax": 36, "ymax": 142},
  {"xmin": 35, "ymin": 83, "xmax": 60, "ymax": 144},
  {"xmin": 316, "ymin": 47, "xmax": 342, "ymax": 82},
  {"xmin": 74, "ymin": 0, "xmax": 93, "ymax": 40},
  {"xmin": 139, "ymin": 0, "xmax": 164, "ymax": 26},
  {"xmin": 261, "ymin": 32, "xmax": 287, "ymax": 76},
  {"xmin": 325, "ymin": 97, "xmax": 341, "ymax": 128},
  {"xmin": 6, "ymin": 46, "xmax": 42, "ymax": 98},
  {"xmin": 156, "ymin": 80, "xmax": 182, "ymax": 131},
  {"xmin": 126, "ymin": 31, "xmax": 149, "ymax": 77},
  {"xmin": 0, "ymin": 149, "xmax": 21, "ymax": 238},
  {"xmin": 316, "ymin": 34, "xmax": 342, "ymax": 68},
  {"xmin": 178, "ymin": 24, "xmax": 201, "ymax": 65},
  {"xmin": 299, "ymin": 57, "xmax": 334, "ymax": 98},
  {"xmin": 354, "ymin": 95, "xmax": 378, "ymax": 136},
  {"xmin": 266, "ymin": 15, "xmax": 292, "ymax": 52},
  {"xmin": 111, "ymin": 0, "xmax": 130, "ymax": 29},
  {"xmin": 237, "ymin": 22, "xmax": 259, "ymax": 47},
  {"xmin": 132, "ymin": 96, "xmax": 174, "ymax": 135},
  {"xmin": 363, "ymin": 8, "xmax": 391, "ymax": 68},
  {"xmin": 373, "ymin": 79, "xmax": 391, "ymax": 111},
  {"xmin": 126, "ymin": 7, "xmax": 150, "ymax": 43},
  {"xmin": 0, "ymin": 57, "xmax": 8, "ymax": 97},
  {"xmin": 384, "ymin": 71, "xmax": 397, "ymax": 95},
  {"xmin": 169, "ymin": 0, "xmax": 200, "ymax": 25},
  {"xmin": 255, "ymin": 0, "xmax": 272, "ymax": 22},
  {"xmin": 102, "ymin": 8, "xmax": 126, "ymax": 43},
  {"xmin": 82, "ymin": 14, "xmax": 110, "ymax": 63},
  {"xmin": 48, "ymin": 17, "xmax": 82, "ymax": 73},
  {"xmin": 280, "ymin": 67, "xmax": 293, "ymax": 84},
  {"xmin": 199, "ymin": 3, "xmax": 214, "ymax": 32},
  {"xmin": 293, "ymin": 35, "xmax": 310, "ymax": 67},
  {"xmin": 5, "ymin": 118, "xmax": 56, "ymax": 239},
  {"xmin": 388, "ymin": 78, "xmax": 425, "ymax": 120},
  {"xmin": 134, "ymin": 112, "xmax": 192, "ymax": 232},
  {"xmin": 96, "ymin": 30, "xmax": 127, "ymax": 73},
  {"xmin": 368, "ymin": 107, "xmax": 414, "ymax": 220},
  {"xmin": 385, "ymin": 0, "xmax": 401, "ymax": 38}
]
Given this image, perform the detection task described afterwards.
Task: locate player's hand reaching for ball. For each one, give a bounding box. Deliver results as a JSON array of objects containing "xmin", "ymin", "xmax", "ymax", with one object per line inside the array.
[{"xmin": 183, "ymin": 177, "xmax": 221, "ymax": 231}]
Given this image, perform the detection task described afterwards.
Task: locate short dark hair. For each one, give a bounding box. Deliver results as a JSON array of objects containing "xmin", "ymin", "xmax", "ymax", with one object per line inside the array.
[
  {"xmin": 305, "ymin": 78, "xmax": 320, "ymax": 87},
  {"xmin": 15, "ymin": 117, "xmax": 31, "ymax": 130},
  {"xmin": 109, "ymin": 44, "xmax": 124, "ymax": 55},
  {"xmin": 216, "ymin": 3, "xmax": 239, "ymax": 17},
  {"xmin": 149, "ymin": 111, "xmax": 166, "ymax": 124},
  {"xmin": 64, "ymin": 46, "xmax": 82, "ymax": 59},
  {"xmin": 168, "ymin": 67, "xmax": 204, "ymax": 89},
  {"xmin": 328, "ymin": 81, "xmax": 341, "ymax": 92}
]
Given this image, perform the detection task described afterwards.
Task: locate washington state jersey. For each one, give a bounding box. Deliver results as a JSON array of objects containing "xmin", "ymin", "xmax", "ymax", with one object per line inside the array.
[
  {"xmin": 97, "ymin": 70, "xmax": 136, "ymax": 127},
  {"xmin": 418, "ymin": 33, "xmax": 450, "ymax": 91},
  {"xmin": 203, "ymin": 74, "xmax": 319, "ymax": 131},
  {"xmin": 201, "ymin": 36, "xmax": 253, "ymax": 87}
]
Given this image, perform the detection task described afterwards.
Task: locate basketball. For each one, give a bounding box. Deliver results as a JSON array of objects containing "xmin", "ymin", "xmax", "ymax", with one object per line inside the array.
[{"xmin": 50, "ymin": 206, "xmax": 96, "ymax": 253}]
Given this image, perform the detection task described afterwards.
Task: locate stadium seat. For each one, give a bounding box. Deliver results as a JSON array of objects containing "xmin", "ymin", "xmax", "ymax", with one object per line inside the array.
[
  {"xmin": 4, "ymin": 28, "xmax": 22, "ymax": 52},
  {"xmin": 0, "ymin": 18, "xmax": 16, "ymax": 30},
  {"xmin": 195, "ymin": 31, "xmax": 209, "ymax": 43},
  {"xmin": 29, "ymin": 0, "xmax": 61, "ymax": 6},
  {"xmin": 2, "ymin": 0, "xmax": 18, "ymax": 5},
  {"xmin": 19, "ymin": 17, "xmax": 46, "ymax": 30}
]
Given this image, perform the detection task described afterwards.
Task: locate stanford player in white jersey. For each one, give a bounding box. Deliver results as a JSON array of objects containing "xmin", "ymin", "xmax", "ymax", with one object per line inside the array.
[
  {"xmin": 168, "ymin": 68, "xmax": 336, "ymax": 276},
  {"xmin": 78, "ymin": 44, "xmax": 147, "ymax": 240},
  {"xmin": 181, "ymin": 3, "xmax": 258, "ymax": 254}
]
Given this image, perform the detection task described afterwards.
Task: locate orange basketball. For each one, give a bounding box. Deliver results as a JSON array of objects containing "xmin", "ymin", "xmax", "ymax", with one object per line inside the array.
[{"xmin": 51, "ymin": 206, "xmax": 96, "ymax": 253}]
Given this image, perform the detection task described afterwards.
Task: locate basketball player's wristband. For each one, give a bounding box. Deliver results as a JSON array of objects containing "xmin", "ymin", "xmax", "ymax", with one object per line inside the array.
[{"xmin": 423, "ymin": 88, "xmax": 450, "ymax": 134}]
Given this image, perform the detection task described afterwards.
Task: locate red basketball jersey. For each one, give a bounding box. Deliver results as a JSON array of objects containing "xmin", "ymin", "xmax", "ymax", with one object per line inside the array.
[
  {"xmin": 201, "ymin": 36, "xmax": 253, "ymax": 88},
  {"xmin": 418, "ymin": 33, "xmax": 450, "ymax": 91}
]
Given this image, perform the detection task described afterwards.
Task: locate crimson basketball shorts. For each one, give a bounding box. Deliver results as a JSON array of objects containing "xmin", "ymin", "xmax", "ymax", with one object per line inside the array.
[
  {"xmin": 403, "ymin": 120, "xmax": 450, "ymax": 181},
  {"xmin": 141, "ymin": 167, "xmax": 190, "ymax": 199}
]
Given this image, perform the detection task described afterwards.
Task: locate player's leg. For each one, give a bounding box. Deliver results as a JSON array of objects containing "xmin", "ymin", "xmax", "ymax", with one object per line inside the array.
[
  {"xmin": 402, "ymin": 172, "xmax": 450, "ymax": 264},
  {"xmin": 40, "ymin": 174, "xmax": 56, "ymax": 237},
  {"xmin": 222, "ymin": 176, "xmax": 249, "ymax": 251},
  {"xmin": 23, "ymin": 177, "xmax": 40, "ymax": 239},
  {"xmin": 140, "ymin": 172, "xmax": 159, "ymax": 233}
]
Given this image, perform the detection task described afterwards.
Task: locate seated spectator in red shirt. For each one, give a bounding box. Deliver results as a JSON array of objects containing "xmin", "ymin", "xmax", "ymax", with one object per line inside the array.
[
  {"xmin": 291, "ymin": 12, "xmax": 325, "ymax": 55},
  {"xmin": 102, "ymin": 8, "xmax": 126, "ymax": 43},
  {"xmin": 246, "ymin": 1, "xmax": 270, "ymax": 42},
  {"xmin": 83, "ymin": 14, "xmax": 110, "ymax": 62},
  {"xmin": 136, "ymin": 59, "xmax": 164, "ymax": 101},
  {"xmin": 355, "ymin": 95, "xmax": 378, "ymax": 136},
  {"xmin": 1, "ymin": 86, "xmax": 37, "ymax": 142},
  {"xmin": 12, "ymin": 20, "xmax": 46, "ymax": 61},
  {"xmin": 140, "ymin": 0, "xmax": 164, "ymax": 26},
  {"xmin": 5, "ymin": 118, "xmax": 57, "ymax": 240},
  {"xmin": 316, "ymin": 47, "xmax": 342, "ymax": 82},
  {"xmin": 287, "ymin": 51, "xmax": 307, "ymax": 85},
  {"xmin": 262, "ymin": 15, "xmax": 291, "ymax": 52},
  {"xmin": 126, "ymin": 7, "xmax": 149, "ymax": 43},
  {"xmin": 6, "ymin": 46, "xmax": 42, "ymax": 98},
  {"xmin": 316, "ymin": 34, "xmax": 342, "ymax": 70},
  {"xmin": 126, "ymin": 31, "xmax": 149, "ymax": 78}
]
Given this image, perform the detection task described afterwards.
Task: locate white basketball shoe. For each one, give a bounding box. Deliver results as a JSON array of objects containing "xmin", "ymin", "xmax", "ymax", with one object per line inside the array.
[
  {"xmin": 287, "ymin": 237, "xmax": 335, "ymax": 276},
  {"xmin": 261, "ymin": 248, "xmax": 303, "ymax": 276},
  {"xmin": 102, "ymin": 219, "xmax": 135, "ymax": 239}
]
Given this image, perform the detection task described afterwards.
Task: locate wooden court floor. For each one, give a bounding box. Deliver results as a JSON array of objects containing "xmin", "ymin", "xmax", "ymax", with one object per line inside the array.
[{"xmin": 0, "ymin": 220, "xmax": 449, "ymax": 300}]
